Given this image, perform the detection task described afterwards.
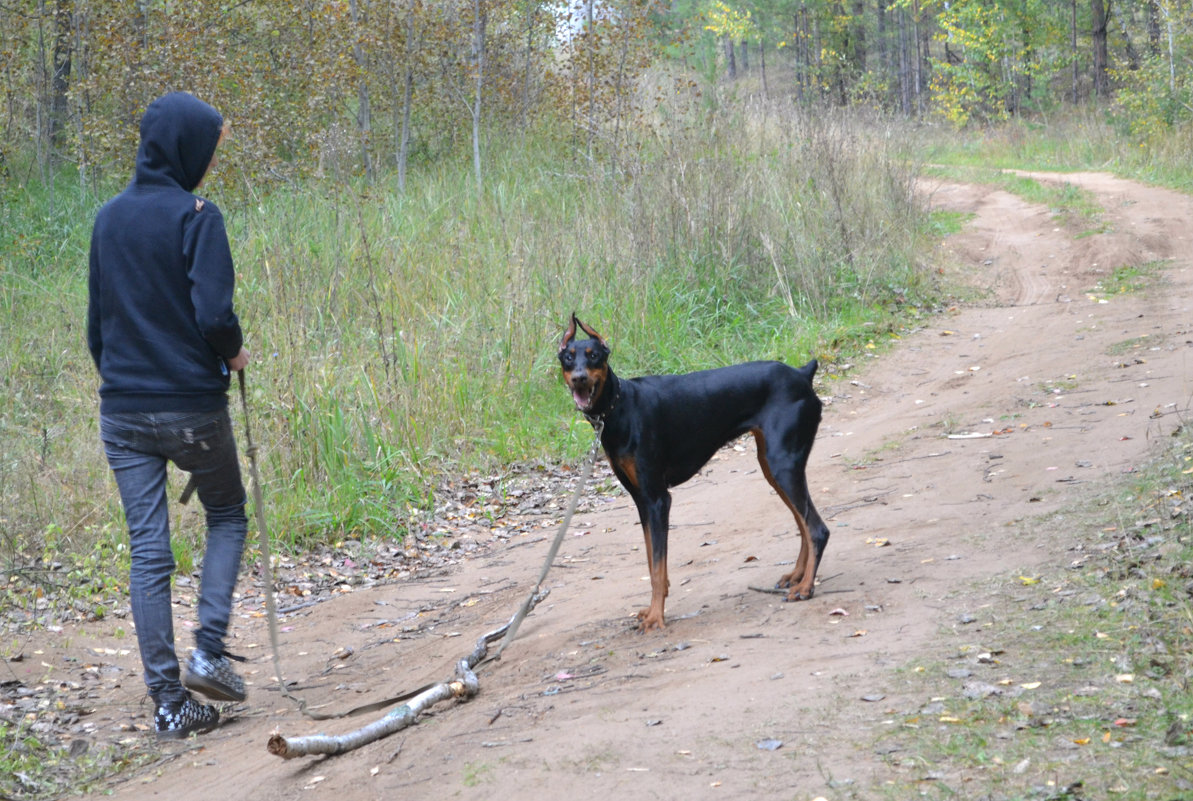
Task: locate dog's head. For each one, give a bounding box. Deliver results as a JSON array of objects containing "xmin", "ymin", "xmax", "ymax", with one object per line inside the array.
[{"xmin": 558, "ymin": 313, "xmax": 611, "ymax": 414}]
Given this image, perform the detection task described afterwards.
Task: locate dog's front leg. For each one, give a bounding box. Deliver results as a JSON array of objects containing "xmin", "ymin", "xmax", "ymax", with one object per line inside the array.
[{"xmin": 636, "ymin": 492, "xmax": 671, "ymax": 631}]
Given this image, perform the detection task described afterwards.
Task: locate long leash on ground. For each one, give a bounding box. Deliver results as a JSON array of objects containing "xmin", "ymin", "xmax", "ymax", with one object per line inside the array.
[
  {"xmin": 236, "ymin": 371, "xmax": 447, "ymax": 720},
  {"xmin": 181, "ymin": 371, "xmax": 604, "ymax": 715},
  {"xmin": 488, "ymin": 419, "xmax": 604, "ymax": 665},
  {"xmin": 181, "ymin": 371, "xmax": 426, "ymax": 719}
]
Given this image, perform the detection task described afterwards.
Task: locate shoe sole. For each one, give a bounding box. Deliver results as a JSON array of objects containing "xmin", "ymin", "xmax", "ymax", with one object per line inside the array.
[
  {"xmin": 156, "ymin": 721, "xmax": 218, "ymax": 741},
  {"xmin": 184, "ymin": 671, "xmax": 247, "ymax": 703}
]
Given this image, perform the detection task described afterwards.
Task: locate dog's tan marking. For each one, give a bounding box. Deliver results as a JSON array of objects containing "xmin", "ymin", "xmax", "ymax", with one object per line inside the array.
[{"xmin": 752, "ymin": 429, "xmax": 816, "ymax": 600}]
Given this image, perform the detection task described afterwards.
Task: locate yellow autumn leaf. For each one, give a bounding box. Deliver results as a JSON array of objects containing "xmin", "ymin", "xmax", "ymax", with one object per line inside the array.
[
  {"xmin": 1073, "ymin": 738, "xmax": 1090, "ymax": 745},
  {"xmin": 1020, "ymin": 681, "xmax": 1041, "ymax": 690},
  {"xmin": 1018, "ymin": 576, "xmax": 1039, "ymax": 585}
]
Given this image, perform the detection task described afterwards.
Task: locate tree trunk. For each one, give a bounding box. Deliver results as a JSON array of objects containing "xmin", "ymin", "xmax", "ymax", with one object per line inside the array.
[
  {"xmin": 759, "ymin": 40, "xmax": 768, "ymax": 99},
  {"xmin": 611, "ymin": 12, "xmax": 630, "ymax": 168},
  {"xmin": 348, "ymin": 0, "xmax": 373, "ymax": 181},
  {"xmin": 1111, "ymin": 2, "xmax": 1139, "ymax": 69},
  {"xmin": 396, "ymin": 13, "xmax": 415, "ymax": 192},
  {"xmin": 877, "ymin": 0, "xmax": 889, "ymax": 95},
  {"xmin": 1071, "ymin": 0, "xmax": 1079, "ymax": 102},
  {"xmin": 739, "ymin": 39, "xmax": 749, "ymax": 71},
  {"xmin": 725, "ymin": 35, "xmax": 736, "ymax": 79},
  {"xmin": 811, "ymin": 10, "xmax": 820, "ymax": 97},
  {"xmin": 522, "ymin": 0, "xmax": 535, "ymax": 129},
  {"xmin": 851, "ymin": 0, "xmax": 866, "ymax": 75},
  {"xmin": 1146, "ymin": 0, "xmax": 1161, "ymax": 56},
  {"xmin": 584, "ymin": 0, "xmax": 595, "ymax": 160},
  {"xmin": 794, "ymin": 11, "xmax": 806, "ymax": 101},
  {"xmin": 898, "ymin": 7, "xmax": 911, "ymax": 115},
  {"xmin": 1091, "ymin": 0, "xmax": 1110, "ymax": 98},
  {"xmin": 471, "ymin": 0, "xmax": 486, "ymax": 193},
  {"xmin": 1161, "ymin": 1, "xmax": 1175, "ymax": 92},
  {"xmin": 916, "ymin": 0, "xmax": 930, "ymax": 114},
  {"xmin": 50, "ymin": 0, "xmax": 71, "ymax": 164}
]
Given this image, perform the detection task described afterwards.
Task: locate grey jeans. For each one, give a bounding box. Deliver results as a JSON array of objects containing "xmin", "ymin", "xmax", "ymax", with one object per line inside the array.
[{"xmin": 100, "ymin": 408, "xmax": 247, "ymax": 704}]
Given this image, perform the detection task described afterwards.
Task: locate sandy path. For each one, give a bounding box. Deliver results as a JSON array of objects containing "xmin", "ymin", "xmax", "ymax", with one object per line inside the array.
[{"xmin": 19, "ymin": 172, "xmax": 1193, "ymax": 801}]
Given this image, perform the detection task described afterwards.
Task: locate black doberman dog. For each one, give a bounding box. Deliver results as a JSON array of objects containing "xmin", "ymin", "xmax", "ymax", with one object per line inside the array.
[{"xmin": 558, "ymin": 314, "xmax": 830, "ymax": 631}]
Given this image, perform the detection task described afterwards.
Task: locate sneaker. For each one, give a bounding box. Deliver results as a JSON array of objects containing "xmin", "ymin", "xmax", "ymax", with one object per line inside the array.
[
  {"xmin": 155, "ymin": 695, "xmax": 219, "ymax": 740},
  {"xmin": 184, "ymin": 649, "xmax": 247, "ymax": 702}
]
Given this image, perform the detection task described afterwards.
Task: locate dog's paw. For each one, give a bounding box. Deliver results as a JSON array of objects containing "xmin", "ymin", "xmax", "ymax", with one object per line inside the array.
[
  {"xmin": 775, "ymin": 569, "xmax": 807, "ymax": 590},
  {"xmin": 783, "ymin": 586, "xmax": 814, "ymax": 602},
  {"xmin": 636, "ymin": 608, "xmax": 666, "ymax": 631}
]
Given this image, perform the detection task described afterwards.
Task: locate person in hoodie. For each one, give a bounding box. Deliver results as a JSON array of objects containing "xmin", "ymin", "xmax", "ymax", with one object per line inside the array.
[{"xmin": 87, "ymin": 91, "xmax": 251, "ymax": 739}]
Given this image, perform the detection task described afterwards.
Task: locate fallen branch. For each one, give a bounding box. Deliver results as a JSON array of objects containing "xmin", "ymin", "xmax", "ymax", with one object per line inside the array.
[{"xmin": 267, "ymin": 589, "xmax": 548, "ymax": 759}]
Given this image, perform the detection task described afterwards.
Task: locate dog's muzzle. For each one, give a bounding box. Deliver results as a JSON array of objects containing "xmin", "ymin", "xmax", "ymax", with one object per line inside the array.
[{"xmin": 569, "ymin": 376, "xmax": 598, "ymax": 412}]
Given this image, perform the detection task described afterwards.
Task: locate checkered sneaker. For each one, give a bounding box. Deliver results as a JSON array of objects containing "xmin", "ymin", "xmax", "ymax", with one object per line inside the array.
[
  {"xmin": 155, "ymin": 695, "xmax": 219, "ymax": 740},
  {"xmin": 184, "ymin": 650, "xmax": 247, "ymax": 702}
]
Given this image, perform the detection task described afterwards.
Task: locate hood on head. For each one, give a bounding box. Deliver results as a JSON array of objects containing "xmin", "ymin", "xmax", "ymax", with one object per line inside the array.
[{"xmin": 135, "ymin": 92, "xmax": 224, "ymax": 192}]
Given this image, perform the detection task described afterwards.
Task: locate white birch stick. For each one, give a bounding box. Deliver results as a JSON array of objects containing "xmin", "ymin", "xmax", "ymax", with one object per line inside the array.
[{"xmin": 267, "ymin": 590, "xmax": 548, "ymax": 759}]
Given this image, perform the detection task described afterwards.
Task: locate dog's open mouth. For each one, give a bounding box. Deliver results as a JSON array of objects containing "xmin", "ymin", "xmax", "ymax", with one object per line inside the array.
[{"xmin": 571, "ymin": 381, "xmax": 596, "ymax": 412}]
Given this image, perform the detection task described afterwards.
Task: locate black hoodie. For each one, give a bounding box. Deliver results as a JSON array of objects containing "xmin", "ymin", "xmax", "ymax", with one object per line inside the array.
[{"xmin": 87, "ymin": 92, "xmax": 243, "ymax": 414}]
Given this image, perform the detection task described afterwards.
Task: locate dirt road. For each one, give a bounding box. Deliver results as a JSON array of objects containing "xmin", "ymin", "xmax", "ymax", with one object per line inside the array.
[{"xmin": 14, "ymin": 172, "xmax": 1193, "ymax": 800}]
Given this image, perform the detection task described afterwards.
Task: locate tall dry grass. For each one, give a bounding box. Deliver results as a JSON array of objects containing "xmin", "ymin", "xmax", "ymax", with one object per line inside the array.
[{"xmin": 2, "ymin": 100, "xmax": 929, "ymax": 559}]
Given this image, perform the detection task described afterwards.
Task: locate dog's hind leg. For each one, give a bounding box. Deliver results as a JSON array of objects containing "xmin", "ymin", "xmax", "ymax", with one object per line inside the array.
[{"xmin": 752, "ymin": 429, "xmax": 830, "ymax": 601}]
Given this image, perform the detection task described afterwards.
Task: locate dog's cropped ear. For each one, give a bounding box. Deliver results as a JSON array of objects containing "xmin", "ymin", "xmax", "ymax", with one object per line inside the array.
[
  {"xmin": 576, "ymin": 316, "xmax": 608, "ymax": 348},
  {"xmin": 559, "ymin": 313, "xmax": 579, "ymax": 353}
]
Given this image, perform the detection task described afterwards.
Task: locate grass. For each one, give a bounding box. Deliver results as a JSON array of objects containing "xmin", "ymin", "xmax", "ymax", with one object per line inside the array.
[
  {"xmin": 5, "ymin": 100, "xmax": 1193, "ymax": 799},
  {"xmin": 1088, "ymin": 260, "xmax": 1170, "ymax": 300},
  {"xmin": 1, "ymin": 101, "xmax": 935, "ymax": 570},
  {"xmin": 1106, "ymin": 334, "xmax": 1165, "ymax": 358},
  {"xmin": 922, "ymin": 162, "xmax": 1108, "ymax": 235},
  {"xmin": 917, "ymin": 108, "xmax": 1193, "ymax": 192},
  {"xmin": 927, "ymin": 209, "xmax": 976, "ymax": 238},
  {"xmin": 869, "ymin": 426, "xmax": 1193, "ymax": 800}
]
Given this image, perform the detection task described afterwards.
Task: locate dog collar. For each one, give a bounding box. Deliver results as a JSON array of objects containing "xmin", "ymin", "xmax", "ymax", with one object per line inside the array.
[{"xmin": 583, "ymin": 381, "xmax": 620, "ymax": 427}]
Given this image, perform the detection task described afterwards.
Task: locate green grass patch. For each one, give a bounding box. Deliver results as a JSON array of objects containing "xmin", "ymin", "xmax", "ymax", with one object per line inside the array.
[
  {"xmin": 1087, "ymin": 260, "xmax": 1170, "ymax": 300},
  {"xmin": 1106, "ymin": 334, "xmax": 1165, "ymax": 358},
  {"xmin": 925, "ymin": 209, "xmax": 975, "ymax": 238},
  {"xmin": 922, "ymin": 162, "xmax": 1107, "ymax": 235},
  {"xmin": 1, "ymin": 104, "xmax": 942, "ymax": 573},
  {"xmin": 917, "ymin": 110, "xmax": 1193, "ymax": 194}
]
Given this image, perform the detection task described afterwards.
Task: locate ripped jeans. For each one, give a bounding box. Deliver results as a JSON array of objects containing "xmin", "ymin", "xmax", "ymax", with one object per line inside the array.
[{"xmin": 100, "ymin": 409, "xmax": 247, "ymax": 705}]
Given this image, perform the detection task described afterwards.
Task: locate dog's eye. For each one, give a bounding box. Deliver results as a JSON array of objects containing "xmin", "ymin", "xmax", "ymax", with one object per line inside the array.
[
  {"xmin": 586, "ymin": 350, "xmax": 605, "ymax": 366},
  {"xmin": 560, "ymin": 352, "xmax": 574, "ymax": 367}
]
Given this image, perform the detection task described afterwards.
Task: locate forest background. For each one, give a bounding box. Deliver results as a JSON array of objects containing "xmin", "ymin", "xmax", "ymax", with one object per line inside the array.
[{"xmin": 2, "ymin": 0, "xmax": 1193, "ymax": 566}]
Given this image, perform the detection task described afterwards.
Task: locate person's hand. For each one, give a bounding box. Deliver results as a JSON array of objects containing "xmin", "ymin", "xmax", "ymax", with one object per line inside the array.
[{"xmin": 227, "ymin": 347, "xmax": 250, "ymax": 372}]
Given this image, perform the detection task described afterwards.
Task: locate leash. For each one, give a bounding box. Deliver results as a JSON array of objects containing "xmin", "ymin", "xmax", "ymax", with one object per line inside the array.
[
  {"xmin": 489, "ymin": 419, "xmax": 604, "ymax": 663},
  {"xmin": 183, "ymin": 371, "xmax": 424, "ymax": 719},
  {"xmin": 236, "ymin": 371, "xmax": 438, "ymax": 720},
  {"xmin": 180, "ymin": 379, "xmax": 605, "ymax": 707},
  {"xmin": 234, "ymin": 369, "xmax": 304, "ymax": 712}
]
